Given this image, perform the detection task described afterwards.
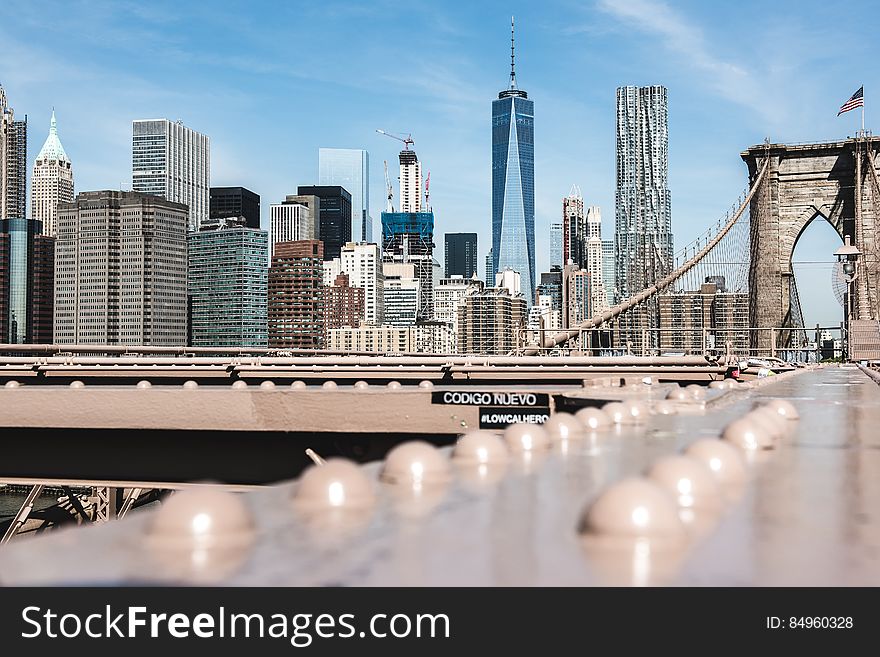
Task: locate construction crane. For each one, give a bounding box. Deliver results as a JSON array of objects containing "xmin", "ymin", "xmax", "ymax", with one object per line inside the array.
[
  {"xmin": 383, "ymin": 160, "xmax": 394, "ymax": 213},
  {"xmin": 376, "ymin": 129, "xmax": 414, "ymax": 150}
]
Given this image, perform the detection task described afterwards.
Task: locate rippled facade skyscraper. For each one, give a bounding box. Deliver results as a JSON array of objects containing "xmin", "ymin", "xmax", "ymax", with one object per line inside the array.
[{"xmin": 491, "ymin": 18, "xmax": 534, "ymax": 304}]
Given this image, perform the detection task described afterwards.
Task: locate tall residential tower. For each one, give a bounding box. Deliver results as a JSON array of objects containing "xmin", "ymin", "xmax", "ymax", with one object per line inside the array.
[
  {"xmin": 491, "ymin": 18, "xmax": 535, "ymax": 304},
  {"xmin": 0, "ymin": 84, "xmax": 27, "ymax": 220}
]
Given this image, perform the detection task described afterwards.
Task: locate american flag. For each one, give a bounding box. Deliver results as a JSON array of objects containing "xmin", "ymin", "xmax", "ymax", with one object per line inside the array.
[{"xmin": 837, "ymin": 86, "xmax": 864, "ymax": 115}]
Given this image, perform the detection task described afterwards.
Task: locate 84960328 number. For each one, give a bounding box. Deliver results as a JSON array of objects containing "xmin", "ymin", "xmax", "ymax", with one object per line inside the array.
[{"xmin": 789, "ymin": 617, "xmax": 852, "ymax": 629}]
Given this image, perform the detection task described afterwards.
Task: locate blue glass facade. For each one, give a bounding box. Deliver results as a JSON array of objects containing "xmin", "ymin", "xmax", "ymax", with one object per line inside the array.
[
  {"xmin": 492, "ymin": 92, "xmax": 534, "ymax": 304},
  {"xmin": 381, "ymin": 211, "xmax": 434, "ymax": 246}
]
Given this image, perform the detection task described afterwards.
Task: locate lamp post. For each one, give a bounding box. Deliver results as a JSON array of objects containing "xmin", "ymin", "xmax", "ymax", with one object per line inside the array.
[{"xmin": 834, "ymin": 234, "xmax": 861, "ymax": 361}]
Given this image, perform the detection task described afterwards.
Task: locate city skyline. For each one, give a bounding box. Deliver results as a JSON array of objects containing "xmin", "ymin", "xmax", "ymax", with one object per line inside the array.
[{"xmin": 1, "ymin": 1, "xmax": 876, "ymax": 324}]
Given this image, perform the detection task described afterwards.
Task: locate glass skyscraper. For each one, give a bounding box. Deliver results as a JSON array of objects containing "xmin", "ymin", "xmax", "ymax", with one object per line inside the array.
[
  {"xmin": 492, "ymin": 19, "xmax": 535, "ymax": 304},
  {"xmin": 188, "ymin": 220, "xmax": 269, "ymax": 348},
  {"xmin": 318, "ymin": 148, "xmax": 371, "ymax": 242}
]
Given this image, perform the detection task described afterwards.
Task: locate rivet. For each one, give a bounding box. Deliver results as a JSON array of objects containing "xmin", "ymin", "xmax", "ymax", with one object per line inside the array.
[
  {"xmin": 291, "ymin": 380, "xmax": 307, "ymax": 389},
  {"xmin": 259, "ymin": 380, "xmax": 276, "ymax": 390},
  {"xmin": 646, "ymin": 455, "xmax": 722, "ymax": 510},
  {"xmin": 136, "ymin": 380, "xmax": 152, "ymax": 389},
  {"xmin": 69, "ymin": 380, "xmax": 85, "ymax": 389},
  {"xmin": 543, "ymin": 413, "xmax": 584, "ymax": 442},
  {"xmin": 708, "ymin": 380, "xmax": 726, "ymax": 390},
  {"xmin": 764, "ymin": 399, "xmax": 799, "ymax": 421},
  {"xmin": 4, "ymin": 380, "xmax": 20, "ymax": 388},
  {"xmin": 722, "ymin": 416, "xmax": 773, "ymax": 450},
  {"xmin": 652, "ymin": 400, "xmax": 677, "ymax": 415},
  {"xmin": 622, "ymin": 400, "xmax": 648, "ymax": 424},
  {"xmin": 387, "ymin": 381, "xmax": 402, "ymax": 390},
  {"xmin": 452, "ymin": 430, "xmax": 509, "ymax": 464},
  {"xmin": 602, "ymin": 401, "xmax": 628, "ymax": 424},
  {"xmin": 231, "ymin": 380, "xmax": 248, "ymax": 390},
  {"xmin": 666, "ymin": 387, "xmax": 691, "ymax": 401},
  {"xmin": 684, "ymin": 438, "xmax": 747, "ymax": 489},
  {"xmin": 418, "ymin": 380, "xmax": 434, "ymax": 389},
  {"xmin": 380, "ymin": 441, "xmax": 450, "ymax": 486},
  {"xmin": 353, "ymin": 380, "xmax": 369, "ymax": 390},
  {"xmin": 579, "ymin": 477, "xmax": 686, "ymax": 540},
  {"xmin": 684, "ymin": 384, "xmax": 706, "ymax": 400},
  {"xmin": 503, "ymin": 423, "xmax": 551, "ymax": 452},
  {"xmin": 322, "ymin": 381, "xmax": 338, "ymax": 390},
  {"xmin": 294, "ymin": 458, "xmax": 375, "ymax": 510},
  {"xmin": 183, "ymin": 380, "xmax": 199, "ymax": 389},
  {"xmin": 575, "ymin": 407, "xmax": 612, "ymax": 431}
]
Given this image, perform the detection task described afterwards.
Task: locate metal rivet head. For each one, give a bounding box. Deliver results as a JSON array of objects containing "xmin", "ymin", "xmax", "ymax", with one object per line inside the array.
[
  {"xmin": 259, "ymin": 381, "xmax": 276, "ymax": 390},
  {"xmin": 722, "ymin": 417, "xmax": 774, "ymax": 450},
  {"xmin": 748, "ymin": 407, "xmax": 786, "ymax": 439},
  {"xmin": 684, "ymin": 438, "xmax": 747, "ymax": 489},
  {"xmin": 452, "ymin": 430, "xmax": 509, "ymax": 464},
  {"xmin": 291, "ymin": 380, "xmax": 307, "ymax": 389},
  {"xmin": 136, "ymin": 380, "xmax": 152, "ymax": 389},
  {"xmin": 652, "ymin": 400, "xmax": 677, "ymax": 415},
  {"xmin": 418, "ymin": 380, "xmax": 434, "ymax": 389},
  {"xmin": 353, "ymin": 380, "xmax": 369, "ymax": 390},
  {"xmin": 666, "ymin": 387, "xmax": 691, "ymax": 401},
  {"xmin": 380, "ymin": 441, "xmax": 451, "ymax": 486},
  {"xmin": 684, "ymin": 384, "xmax": 706, "ymax": 400},
  {"xmin": 322, "ymin": 381, "xmax": 338, "ymax": 390},
  {"xmin": 579, "ymin": 477, "xmax": 686, "ymax": 540},
  {"xmin": 150, "ymin": 487, "xmax": 254, "ymax": 546},
  {"xmin": 602, "ymin": 401, "xmax": 628, "ymax": 424},
  {"xmin": 231, "ymin": 380, "xmax": 248, "ymax": 390},
  {"xmin": 543, "ymin": 413, "xmax": 584, "ymax": 442},
  {"xmin": 387, "ymin": 381, "xmax": 402, "ymax": 390},
  {"xmin": 622, "ymin": 400, "xmax": 648, "ymax": 424},
  {"xmin": 147, "ymin": 487, "xmax": 255, "ymax": 583},
  {"xmin": 575, "ymin": 407, "xmax": 612, "ymax": 431},
  {"xmin": 183, "ymin": 380, "xmax": 199, "ymax": 390},
  {"xmin": 69, "ymin": 380, "xmax": 85, "ymax": 389},
  {"xmin": 708, "ymin": 380, "xmax": 726, "ymax": 390},
  {"xmin": 764, "ymin": 399, "xmax": 799, "ymax": 421},
  {"xmin": 294, "ymin": 458, "xmax": 376, "ymax": 511},
  {"xmin": 503, "ymin": 423, "xmax": 551, "ymax": 452},
  {"xmin": 646, "ymin": 455, "xmax": 722, "ymax": 510},
  {"xmin": 4, "ymin": 380, "xmax": 20, "ymax": 388}
]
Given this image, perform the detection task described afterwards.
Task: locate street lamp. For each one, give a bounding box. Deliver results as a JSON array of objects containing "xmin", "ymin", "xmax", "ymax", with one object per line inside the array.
[{"xmin": 834, "ymin": 234, "xmax": 861, "ymax": 361}]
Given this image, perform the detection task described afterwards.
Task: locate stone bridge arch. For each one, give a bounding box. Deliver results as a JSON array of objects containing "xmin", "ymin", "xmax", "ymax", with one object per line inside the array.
[{"xmin": 742, "ymin": 138, "xmax": 880, "ymax": 352}]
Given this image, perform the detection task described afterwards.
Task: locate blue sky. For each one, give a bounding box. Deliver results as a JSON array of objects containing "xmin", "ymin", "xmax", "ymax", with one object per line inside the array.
[{"xmin": 1, "ymin": 0, "xmax": 875, "ymax": 326}]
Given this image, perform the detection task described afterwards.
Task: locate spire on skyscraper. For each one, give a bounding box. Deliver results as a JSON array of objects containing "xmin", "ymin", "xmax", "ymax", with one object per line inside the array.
[
  {"xmin": 509, "ymin": 16, "xmax": 517, "ymax": 90},
  {"xmin": 37, "ymin": 109, "xmax": 69, "ymax": 162}
]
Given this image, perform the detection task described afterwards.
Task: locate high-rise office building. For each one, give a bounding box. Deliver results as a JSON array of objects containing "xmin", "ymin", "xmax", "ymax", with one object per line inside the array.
[
  {"xmin": 615, "ymin": 86, "xmax": 673, "ymax": 298},
  {"xmin": 325, "ymin": 273, "xmax": 364, "ymax": 332},
  {"xmin": 381, "ymin": 210, "xmax": 435, "ymax": 320},
  {"xmin": 457, "ymin": 283, "xmax": 527, "ymax": 355},
  {"xmin": 562, "ymin": 185, "xmax": 586, "ymax": 268},
  {"xmin": 434, "ymin": 275, "xmax": 475, "ymax": 327},
  {"xmin": 32, "ymin": 111, "xmax": 74, "ymax": 238},
  {"xmin": 537, "ymin": 267, "xmax": 563, "ymax": 319},
  {"xmin": 0, "ymin": 84, "xmax": 27, "ymax": 221},
  {"xmin": 210, "ymin": 187, "xmax": 260, "ymax": 230},
  {"xmin": 549, "ymin": 222, "xmax": 563, "ymax": 269},
  {"xmin": 187, "ymin": 218, "xmax": 268, "ymax": 348},
  {"xmin": 382, "ymin": 262, "xmax": 420, "ymax": 327},
  {"xmin": 55, "ymin": 191, "xmax": 188, "ymax": 345},
  {"xmin": 0, "ymin": 219, "xmax": 54, "ymax": 344},
  {"xmin": 132, "ymin": 119, "xmax": 210, "ymax": 232},
  {"xmin": 563, "ymin": 263, "xmax": 591, "ymax": 330},
  {"xmin": 444, "ymin": 233, "xmax": 477, "ymax": 278},
  {"xmin": 268, "ymin": 240, "xmax": 324, "ymax": 349},
  {"xmin": 323, "ymin": 241, "xmax": 384, "ymax": 326},
  {"xmin": 492, "ymin": 18, "xmax": 535, "ymax": 304},
  {"xmin": 319, "ymin": 148, "xmax": 371, "ymax": 242},
  {"xmin": 297, "ymin": 185, "xmax": 351, "ymax": 261},
  {"xmin": 270, "ymin": 194, "xmax": 319, "ymax": 254},
  {"xmin": 602, "ymin": 239, "xmax": 615, "ymax": 306}
]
